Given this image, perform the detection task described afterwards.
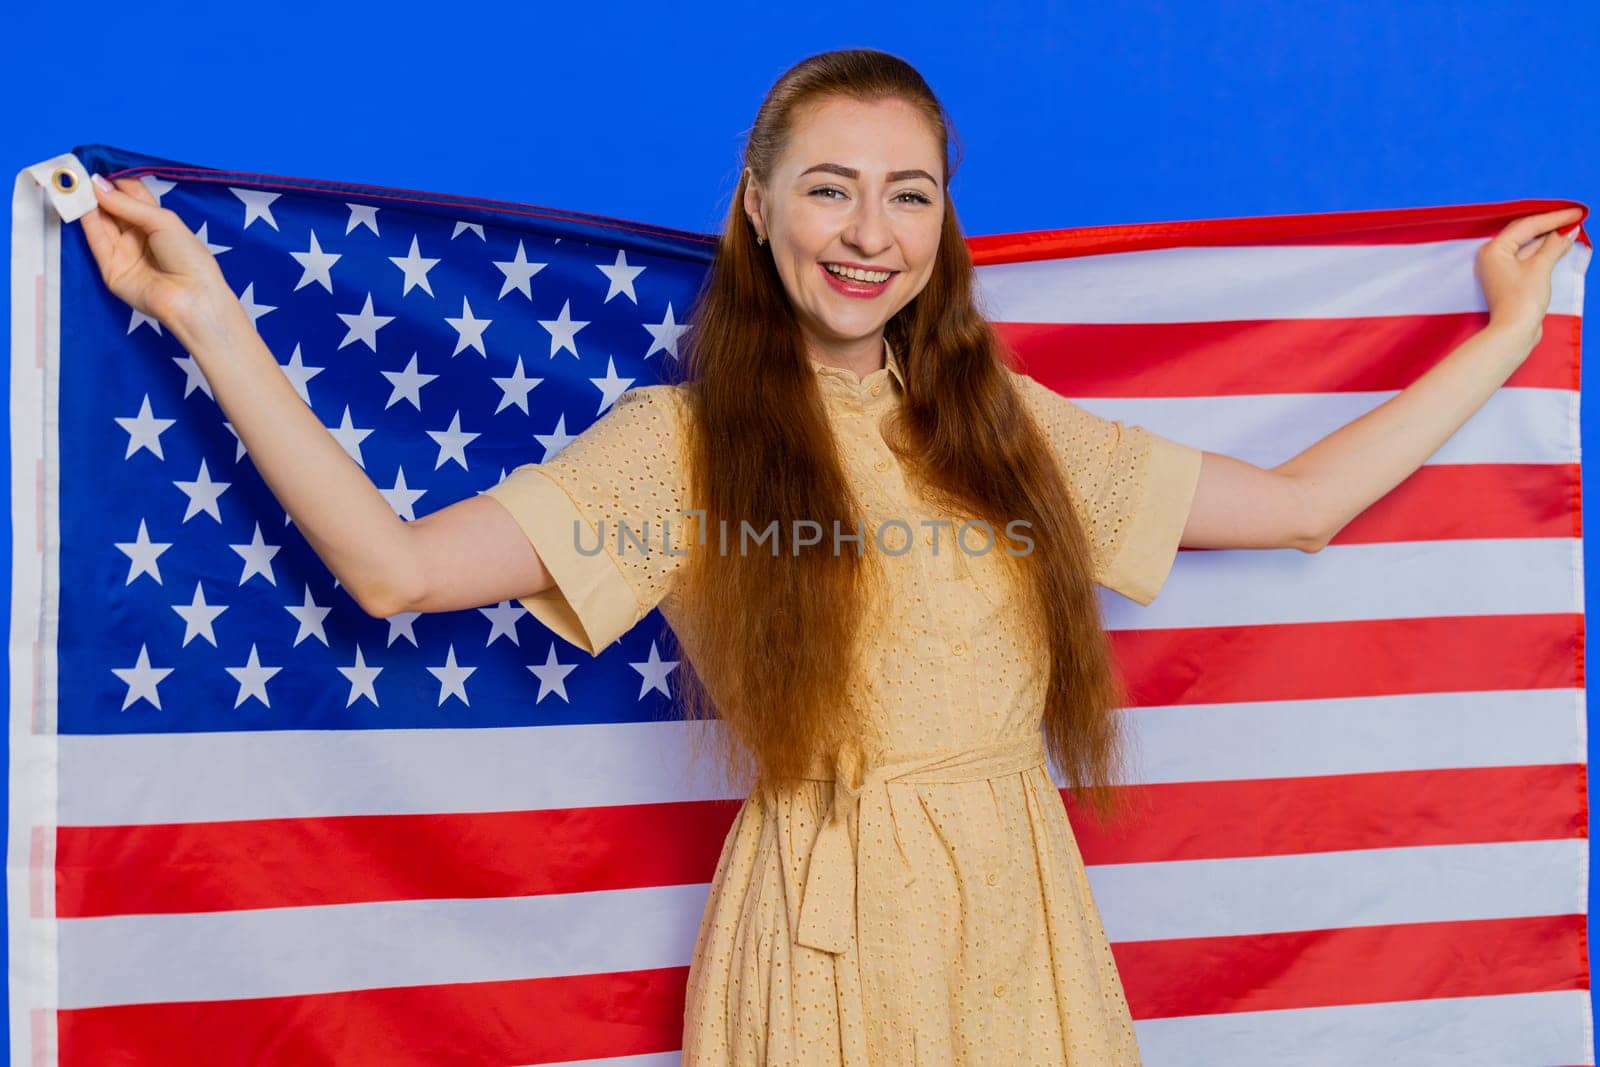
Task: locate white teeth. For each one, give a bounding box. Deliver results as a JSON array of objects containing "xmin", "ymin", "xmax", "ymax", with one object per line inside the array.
[{"xmin": 824, "ymin": 263, "xmax": 892, "ymax": 284}]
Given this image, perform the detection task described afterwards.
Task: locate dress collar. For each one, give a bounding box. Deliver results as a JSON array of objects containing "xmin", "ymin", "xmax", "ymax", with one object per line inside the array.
[{"xmin": 807, "ymin": 338, "xmax": 906, "ymax": 396}]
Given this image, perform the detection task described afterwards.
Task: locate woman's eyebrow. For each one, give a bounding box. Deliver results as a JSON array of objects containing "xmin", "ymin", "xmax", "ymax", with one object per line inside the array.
[{"xmin": 798, "ymin": 162, "xmax": 939, "ymax": 184}]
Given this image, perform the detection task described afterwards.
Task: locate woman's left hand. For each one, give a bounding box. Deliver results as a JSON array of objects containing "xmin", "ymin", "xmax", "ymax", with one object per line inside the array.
[{"xmin": 1475, "ymin": 206, "xmax": 1584, "ymax": 345}]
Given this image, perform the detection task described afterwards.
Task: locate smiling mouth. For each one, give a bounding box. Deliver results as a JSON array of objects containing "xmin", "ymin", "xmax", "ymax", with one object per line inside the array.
[{"xmin": 822, "ymin": 262, "xmax": 897, "ymax": 284}]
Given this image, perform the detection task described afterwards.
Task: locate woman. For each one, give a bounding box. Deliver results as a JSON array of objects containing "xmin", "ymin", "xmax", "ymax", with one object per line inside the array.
[{"xmin": 80, "ymin": 46, "xmax": 1579, "ymax": 1067}]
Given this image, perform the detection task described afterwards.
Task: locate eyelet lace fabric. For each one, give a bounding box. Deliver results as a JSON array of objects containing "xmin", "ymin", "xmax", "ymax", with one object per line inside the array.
[{"xmin": 482, "ymin": 341, "xmax": 1204, "ymax": 1065}]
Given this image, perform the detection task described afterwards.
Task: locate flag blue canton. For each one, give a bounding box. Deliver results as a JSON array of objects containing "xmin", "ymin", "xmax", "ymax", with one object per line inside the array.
[{"xmin": 60, "ymin": 147, "xmax": 715, "ymax": 736}]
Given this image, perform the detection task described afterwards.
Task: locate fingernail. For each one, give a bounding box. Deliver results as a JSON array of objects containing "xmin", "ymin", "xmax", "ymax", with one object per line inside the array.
[
  {"xmin": 90, "ymin": 173, "xmax": 112, "ymax": 192},
  {"xmin": 1566, "ymin": 224, "xmax": 1582, "ymax": 240}
]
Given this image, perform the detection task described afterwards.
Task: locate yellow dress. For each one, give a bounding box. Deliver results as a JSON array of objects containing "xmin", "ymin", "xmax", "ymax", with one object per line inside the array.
[{"xmin": 482, "ymin": 340, "xmax": 1204, "ymax": 1066}]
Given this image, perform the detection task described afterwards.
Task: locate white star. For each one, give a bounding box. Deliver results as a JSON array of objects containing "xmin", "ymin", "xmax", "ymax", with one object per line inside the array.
[
  {"xmin": 379, "ymin": 466, "xmax": 428, "ymax": 520},
  {"xmin": 527, "ymin": 643, "xmax": 578, "ymax": 703},
  {"xmin": 381, "ymin": 352, "xmax": 438, "ymax": 411},
  {"xmin": 386, "ymin": 611, "xmax": 422, "ymax": 647},
  {"xmin": 279, "ymin": 343, "xmax": 326, "ymax": 408},
  {"xmin": 236, "ymin": 282, "xmax": 276, "ymax": 327},
  {"xmin": 290, "ymin": 230, "xmax": 341, "ymax": 293},
  {"xmin": 643, "ymin": 302, "xmax": 689, "ymax": 360},
  {"xmin": 226, "ymin": 643, "xmax": 282, "ymax": 708},
  {"xmin": 390, "ymin": 235, "xmax": 440, "ymax": 297},
  {"xmin": 194, "ymin": 220, "xmax": 230, "ymax": 256},
  {"xmin": 328, "ymin": 406, "xmax": 376, "ymax": 468},
  {"xmin": 346, "ymin": 203, "xmax": 380, "ymax": 235},
  {"xmin": 111, "ymin": 644, "xmax": 174, "ymax": 711},
  {"xmin": 115, "ymin": 395, "xmax": 176, "ymax": 460},
  {"xmin": 128, "ymin": 308, "xmax": 163, "ymax": 336},
  {"xmin": 114, "ymin": 518, "xmax": 171, "ymax": 586},
  {"xmin": 232, "ymin": 188, "xmax": 281, "ymax": 230},
  {"xmin": 139, "ymin": 175, "xmax": 176, "ymax": 203},
  {"xmin": 590, "ymin": 358, "xmax": 634, "ymax": 414},
  {"xmin": 426, "ymin": 644, "xmax": 476, "ymax": 706},
  {"xmin": 539, "ymin": 299, "xmax": 589, "ymax": 359},
  {"xmin": 490, "ymin": 356, "xmax": 543, "ymax": 415},
  {"xmin": 285, "ymin": 584, "xmax": 333, "ymax": 646},
  {"xmin": 445, "ymin": 296, "xmax": 491, "ymax": 357},
  {"xmin": 479, "ymin": 600, "xmax": 525, "ymax": 646},
  {"xmin": 172, "ymin": 582, "xmax": 228, "ymax": 647},
  {"xmin": 174, "ymin": 459, "xmax": 230, "ymax": 523},
  {"xmin": 337, "ymin": 293, "xmax": 394, "ymax": 352},
  {"xmin": 596, "ymin": 249, "xmax": 644, "ymax": 303},
  {"xmin": 534, "ymin": 414, "xmax": 578, "ymax": 461},
  {"xmin": 451, "ymin": 220, "xmax": 485, "ymax": 240},
  {"xmin": 172, "ymin": 352, "xmax": 214, "ymax": 400},
  {"xmin": 337, "ymin": 646, "xmax": 383, "ymax": 707},
  {"xmin": 222, "ymin": 420, "xmax": 249, "ymax": 463},
  {"xmin": 494, "ymin": 240, "xmax": 547, "ymax": 299},
  {"xmin": 231, "ymin": 521, "xmax": 281, "ymax": 586},
  {"xmin": 631, "ymin": 640, "xmax": 679, "ymax": 698},
  {"xmin": 427, "ymin": 411, "xmax": 480, "ymax": 471}
]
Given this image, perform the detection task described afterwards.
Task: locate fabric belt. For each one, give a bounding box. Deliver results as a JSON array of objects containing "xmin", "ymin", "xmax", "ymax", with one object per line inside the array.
[{"xmin": 792, "ymin": 731, "xmax": 1050, "ymax": 955}]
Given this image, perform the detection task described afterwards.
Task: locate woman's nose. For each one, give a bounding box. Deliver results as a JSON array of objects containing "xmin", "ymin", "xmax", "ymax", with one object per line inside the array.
[{"xmin": 844, "ymin": 200, "xmax": 893, "ymax": 255}]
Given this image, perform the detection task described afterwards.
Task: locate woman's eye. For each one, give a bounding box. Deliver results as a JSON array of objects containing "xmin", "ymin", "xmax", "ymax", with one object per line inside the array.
[{"xmin": 808, "ymin": 187, "xmax": 931, "ymax": 204}]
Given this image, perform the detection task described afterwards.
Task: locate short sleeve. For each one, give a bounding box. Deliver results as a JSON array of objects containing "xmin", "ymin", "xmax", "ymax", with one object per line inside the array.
[
  {"xmin": 480, "ymin": 384, "xmax": 693, "ymax": 655},
  {"xmin": 1008, "ymin": 368, "xmax": 1203, "ymax": 605}
]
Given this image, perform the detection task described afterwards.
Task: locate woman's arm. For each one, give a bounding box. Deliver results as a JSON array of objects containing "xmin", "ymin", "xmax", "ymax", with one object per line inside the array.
[
  {"xmin": 1179, "ymin": 207, "xmax": 1583, "ymax": 553},
  {"xmin": 83, "ymin": 173, "xmax": 554, "ymax": 618}
]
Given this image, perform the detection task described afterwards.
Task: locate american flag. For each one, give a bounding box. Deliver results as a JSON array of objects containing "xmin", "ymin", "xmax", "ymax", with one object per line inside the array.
[{"xmin": 7, "ymin": 145, "xmax": 1591, "ymax": 1064}]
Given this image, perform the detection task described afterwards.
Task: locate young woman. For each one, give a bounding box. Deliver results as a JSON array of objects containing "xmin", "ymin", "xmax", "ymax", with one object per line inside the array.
[{"xmin": 80, "ymin": 46, "xmax": 1578, "ymax": 1067}]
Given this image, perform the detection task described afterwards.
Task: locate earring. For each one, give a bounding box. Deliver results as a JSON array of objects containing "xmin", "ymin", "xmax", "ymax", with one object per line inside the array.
[{"xmin": 756, "ymin": 234, "xmax": 767, "ymax": 246}]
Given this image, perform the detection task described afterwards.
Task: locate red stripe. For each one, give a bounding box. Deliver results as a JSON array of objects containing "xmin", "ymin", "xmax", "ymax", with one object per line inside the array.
[
  {"xmin": 57, "ymin": 798, "xmax": 741, "ymax": 918},
  {"xmin": 996, "ymin": 311, "xmax": 1579, "ymax": 395},
  {"xmin": 1071, "ymin": 763, "xmax": 1588, "ymax": 866},
  {"xmin": 1116, "ymin": 913, "xmax": 1589, "ymax": 1019},
  {"xmin": 56, "ymin": 754, "xmax": 1582, "ymax": 917},
  {"xmin": 1112, "ymin": 613, "xmax": 1581, "ymax": 709},
  {"xmin": 1310, "ymin": 462, "xmax": 1581, "ymax": 545},
  {"xmin": 968, "ymin": 200, "xmax": 1587, "ymax": 262},
  {"xmin": 57, "ymin": 965, "xmax": 689, "ymax": 1067}
]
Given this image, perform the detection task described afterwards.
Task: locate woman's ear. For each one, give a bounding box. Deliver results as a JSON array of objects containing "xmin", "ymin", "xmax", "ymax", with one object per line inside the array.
[{"xmin": 742, "ymin": 170, "xmax": 765, "ymax": 241}]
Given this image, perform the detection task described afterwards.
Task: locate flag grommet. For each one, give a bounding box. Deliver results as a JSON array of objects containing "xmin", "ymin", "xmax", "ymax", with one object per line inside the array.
[{"xmin": 23, "ymin": 152, "xmax": 96, "ymax": 222}]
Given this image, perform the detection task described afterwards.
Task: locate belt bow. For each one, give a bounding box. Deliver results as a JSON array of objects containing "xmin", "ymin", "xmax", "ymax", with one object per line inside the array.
[{"xmin": 792, "ymin": 732, "xmax": 1049, "ymax": 955}]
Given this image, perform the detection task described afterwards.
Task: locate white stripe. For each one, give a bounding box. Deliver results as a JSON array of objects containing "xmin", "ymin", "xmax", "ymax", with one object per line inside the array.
[
  {"xmin": 60, "ymin": 882, "xmax": 708, "ymax": 1009},
  {"xmin": 1102, "ymin": 537, "xmax": 1578, "ymax": 630},
  {"xmin": 975, "ymin": 238, "xmax": 1591, "ymax": 322},
  {"xmin": 1077, "ymin": 387, "xmax": 1575, "ymax": 469},
  {"xmin": 1091, "ymin": 839, "xmax": 1584, "ymax": 943},
  {"xmin": 7, "ymin": 166, "xmax": 62, "ymax": 1067},
  {"xmin": 57, "ymin": 840, "xmax": 1580, "ymax": 1008},
  {"xmin": 64, "ymin": 673, "xmax": 1582, "ymax": 828},
  {"xmin": 59, "ymin": 717, "xmax": 739, "ymax": 825},
  {"xmin": 1119, "ymin": 687, "xmax": 1585, "ymax": 785},
  {"xmin": 1133, "ymin": 989, "xmax": 1591, "ymax": 1066}
]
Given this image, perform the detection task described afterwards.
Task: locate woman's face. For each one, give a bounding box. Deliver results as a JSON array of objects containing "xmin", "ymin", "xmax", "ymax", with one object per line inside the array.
[{"xmin": 744, "ymin": 95, "xmax": 945, "ymax": 363}]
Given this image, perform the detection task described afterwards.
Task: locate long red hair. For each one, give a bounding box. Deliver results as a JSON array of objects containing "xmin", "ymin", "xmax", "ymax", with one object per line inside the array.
[{"xmin": 665, "ymin": 48, "xmax": 1137, "ymax": 826}]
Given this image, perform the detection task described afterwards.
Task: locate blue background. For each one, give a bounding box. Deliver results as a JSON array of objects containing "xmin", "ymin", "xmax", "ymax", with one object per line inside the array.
[{"xmin": 3, "ymin": 0, "xmax": 1597, "ymax": 1058}]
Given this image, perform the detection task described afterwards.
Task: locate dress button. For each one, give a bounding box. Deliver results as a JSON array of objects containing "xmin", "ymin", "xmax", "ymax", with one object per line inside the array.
[
  {"xmin": 870, "ymin": 382, "xmax": 883, "ymax": 397},
  {"xmin": 985, "ymin": 869, "xmax": 1000, "ymax": 886},
  {"xmin": 874, "ymin": 458, "xmax": 890, "ymax": 472},
  {"xmin": 992, "ymin": 981, "xmax": 1006, "ymax": 997},
  {"xmin": 951, "ymin": 641, "xmax": 966, "ymax": 655}
]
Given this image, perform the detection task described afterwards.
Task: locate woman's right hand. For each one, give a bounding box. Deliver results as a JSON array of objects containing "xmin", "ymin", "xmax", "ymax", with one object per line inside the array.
[{"xmin": 81, "ymin": 173, "xmax": 236, "ymax": 337}]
